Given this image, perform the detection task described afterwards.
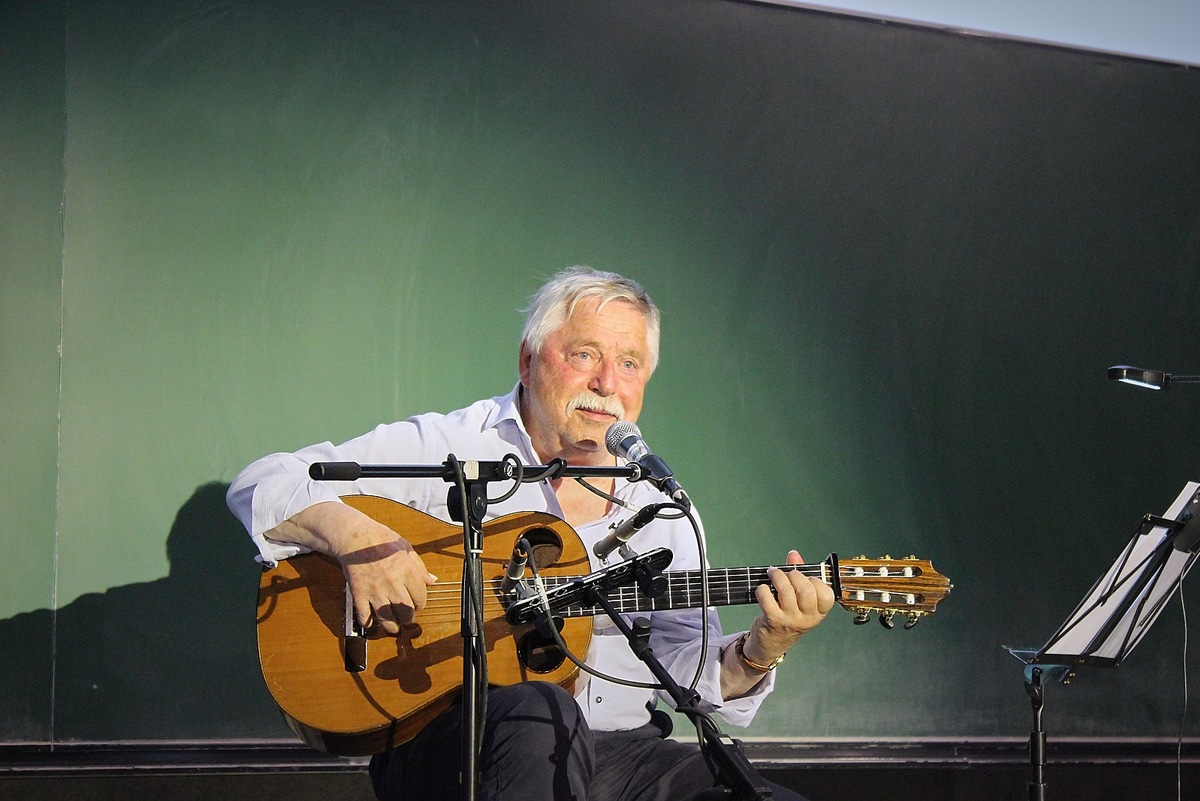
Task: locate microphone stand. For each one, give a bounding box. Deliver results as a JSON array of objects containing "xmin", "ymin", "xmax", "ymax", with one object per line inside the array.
[
  {"xmin": 584, "ymin": 586, "xmax": 774, "ymax": 801},
  {"xmin": 310, "ymin": 457, "xmax": 639, "ymax": 801},
  {"xmin": 445, "ymin": 462, "xmax": 491, "ymax": 801}
]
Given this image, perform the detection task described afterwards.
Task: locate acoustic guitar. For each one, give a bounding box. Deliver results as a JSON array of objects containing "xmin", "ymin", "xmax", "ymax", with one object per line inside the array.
[{"xmin": 256, "ymin": 495, "xmax": 952, "ymax": 755}]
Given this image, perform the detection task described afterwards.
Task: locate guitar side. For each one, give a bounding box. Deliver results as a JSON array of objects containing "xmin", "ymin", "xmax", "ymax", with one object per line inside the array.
[{"xmin": 255, "ymin": 496, "xmax": 592, "ymax": 756}]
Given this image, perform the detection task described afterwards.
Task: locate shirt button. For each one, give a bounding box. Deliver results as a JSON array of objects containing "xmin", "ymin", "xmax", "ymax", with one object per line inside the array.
[{"xmin": 595, "ymin": 696, "xmax": 602, "ymax": 704}]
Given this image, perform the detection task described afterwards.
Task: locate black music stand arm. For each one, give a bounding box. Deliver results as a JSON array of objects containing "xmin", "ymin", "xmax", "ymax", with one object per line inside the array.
[{"xmin": 585, "ymin": 587, "xmax": 773, "ymax": 801}]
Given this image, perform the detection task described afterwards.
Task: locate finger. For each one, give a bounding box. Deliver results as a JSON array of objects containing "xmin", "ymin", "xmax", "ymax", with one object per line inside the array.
[
  {"xmin": 354, "ymin": 596, "xmax": 375, "ymax": 633},
  {"xmin": 402, "ymin": 547, "xmax": 438, "ymax": 585},
  {"xmin": 371, "ymin": 601, "xmax": 408, "ymax": 634},
  {"xmin": 753, "ymin": 567, "xmax": 787, "ymax": 617},
  {"xmin": 402, "ymin": 551, "xmax": 431, "ymax": 611},
  {"xmin": 784, "ymin": 568, "xmax": 821, "ymax": 614},
  {"xmin": 786, "ymin": 549, "xmax": 803, "ymax": 565},
  {"xmin": 810, "ymin": 575, "xmax": 837, "ymax": 614},
  {"xmin": 768, "ymin": 564, "xmax": 807, "ymax": 611}
]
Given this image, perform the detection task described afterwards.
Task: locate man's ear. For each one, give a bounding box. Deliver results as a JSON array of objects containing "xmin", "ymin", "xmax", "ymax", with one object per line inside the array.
[{"xmin": 518, "ymin": 343, "xmax": 533, "ymax": 386}]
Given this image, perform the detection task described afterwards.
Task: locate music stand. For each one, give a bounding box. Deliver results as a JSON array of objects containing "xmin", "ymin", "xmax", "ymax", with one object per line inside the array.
[{"xmin": 1006, "ymin": 480, "xmax": 1200, "ymax": 800}]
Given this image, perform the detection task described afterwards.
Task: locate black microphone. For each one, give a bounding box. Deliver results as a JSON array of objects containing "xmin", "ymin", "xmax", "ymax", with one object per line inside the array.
[
  {"xmin": 309, "ymin": 461, "xmax": 362, "ymax": 481},
  {"xmin": 593, "ymin": 504, "xmax": 663, "ymax": 560},
  {"xmin": 501, "ymin": 540, "xmax": 530, "ymax": 595},
  {"xmin": 605, "ymin": 422, "xmax": 691, "ymax": 509}
]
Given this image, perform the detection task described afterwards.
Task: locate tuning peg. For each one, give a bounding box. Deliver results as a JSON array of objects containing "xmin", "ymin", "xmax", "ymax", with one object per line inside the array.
[
  {"xmin": 903, "ymin": 614, "xmax": 920, "ymax": 630},
  {"xmin": 880, "ymin": 554, "xmax": 893, "ymax": 561},
  {"xmin": 853, "ymin": 554, "xmax": 867, "ymax": 560},
  {"xmin": 879, "ymin": 610, "xmax": 895, "ymax": 630},
  {"xmin": 853, "ymin": 611, "xmax": 871, "ymax": 625},
  {"xmin": 904, "ymin": 554, "xmax": 917, "ymax": 561}
]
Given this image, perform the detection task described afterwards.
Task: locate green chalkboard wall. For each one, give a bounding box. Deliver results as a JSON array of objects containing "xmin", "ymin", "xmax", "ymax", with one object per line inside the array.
[{"xmin": 3, "ymin": 0, "xmax": 1200, "ymax": 746}]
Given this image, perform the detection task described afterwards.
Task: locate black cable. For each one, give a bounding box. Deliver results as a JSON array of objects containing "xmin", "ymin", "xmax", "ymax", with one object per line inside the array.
[
  {"xmin": 573, "ymin": 475, "xmax": 639, "ymax": 512},
  {"xmin": 1177, "ymin": 584, "xmax": 1188, "ymax": 801},
  {"xmin": 485, "ymin": 453, "xmax": 525, "ymax": 505},
  {"xmin": 679, "ymin": 503, "xmax": 710, "ymax": 693}
]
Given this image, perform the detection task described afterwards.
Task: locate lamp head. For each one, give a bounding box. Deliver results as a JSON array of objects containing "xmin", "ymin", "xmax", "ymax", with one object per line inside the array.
[
  {"xmin": 1108, "ymin": 365, "xmax": 1200, "ymax": 390},
  {"xmin": 1108, "ymin": 365, "xmax": 1168, "ymax": 390}
]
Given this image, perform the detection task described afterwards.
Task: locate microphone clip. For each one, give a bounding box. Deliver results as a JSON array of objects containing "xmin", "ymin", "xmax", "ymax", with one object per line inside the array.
[{"xmin": 593, "ymin": 503, "xmax": 667, "ymax": 562}]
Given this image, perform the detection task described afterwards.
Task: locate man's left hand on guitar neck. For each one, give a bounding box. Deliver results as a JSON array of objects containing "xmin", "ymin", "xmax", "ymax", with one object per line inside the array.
[{"xmin": 720, "ymin": 549, "xmax": 836, "ymax": 699}]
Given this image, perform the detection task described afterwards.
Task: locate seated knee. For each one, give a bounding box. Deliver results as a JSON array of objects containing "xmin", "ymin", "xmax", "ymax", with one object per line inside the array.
[{"xmin": 494, "ymin": 681, "xmax": 580, "ymax": 721}]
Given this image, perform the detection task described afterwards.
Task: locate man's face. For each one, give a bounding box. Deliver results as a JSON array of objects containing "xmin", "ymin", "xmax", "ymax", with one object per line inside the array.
[{"xmin": 519, "ymin": 297, "xmax": 651, "ymax": 465}]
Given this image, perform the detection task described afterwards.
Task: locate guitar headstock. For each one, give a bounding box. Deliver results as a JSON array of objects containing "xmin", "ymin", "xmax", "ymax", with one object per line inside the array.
[{"xmin": 834, "ymin": 554, "xmax": 952, "ymax": 629}]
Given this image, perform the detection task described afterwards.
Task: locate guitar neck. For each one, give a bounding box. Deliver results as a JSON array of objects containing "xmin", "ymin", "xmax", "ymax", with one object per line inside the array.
[{"xmin": 547, "ymin": 563, "xmax": 827, "ymax": 618}]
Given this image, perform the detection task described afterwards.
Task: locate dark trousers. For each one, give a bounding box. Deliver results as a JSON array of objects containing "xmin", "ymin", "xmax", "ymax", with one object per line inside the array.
[{"xmin": 369, "ymin": 683, "xmax": 809, "ymax": 801}]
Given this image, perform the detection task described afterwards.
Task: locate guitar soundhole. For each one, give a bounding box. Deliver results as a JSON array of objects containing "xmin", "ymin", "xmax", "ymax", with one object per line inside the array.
[
  {"xmin": 517, "ymin": 625, "xmax": 566, "ymax": 674},
  {"xmin": 520, "ymin": 526, "xmax": 563, "ymax": 569},
  {"xmin": 512, "ymin": 523, "xmax": 568, "ymax": 673}
]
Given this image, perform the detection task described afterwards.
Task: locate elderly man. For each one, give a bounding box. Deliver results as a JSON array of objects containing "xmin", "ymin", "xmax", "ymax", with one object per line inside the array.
[{"xmin": 227, "ymin": 266, "xmax": 832, "ymax": 800}]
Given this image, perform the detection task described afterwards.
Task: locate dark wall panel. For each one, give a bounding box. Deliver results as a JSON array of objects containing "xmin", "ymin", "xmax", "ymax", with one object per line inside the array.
[{"xmin": 1, "ymin": 0, "xmax": 1199, "ymax": 745}]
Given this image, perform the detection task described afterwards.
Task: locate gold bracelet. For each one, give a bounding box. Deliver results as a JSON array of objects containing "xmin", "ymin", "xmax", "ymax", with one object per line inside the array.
[{"xmin": 735, "ymin": 631, "xmax": 785, "ymax": 672}]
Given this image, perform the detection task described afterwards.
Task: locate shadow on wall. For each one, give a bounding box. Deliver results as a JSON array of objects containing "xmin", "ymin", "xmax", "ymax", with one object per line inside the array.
[{"xmin": 0, "ymin": 482, "xmax": 288, "ymax": 741}]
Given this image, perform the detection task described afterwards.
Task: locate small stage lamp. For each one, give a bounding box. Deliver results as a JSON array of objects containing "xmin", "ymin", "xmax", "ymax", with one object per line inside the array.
[{"xmin": 1108, "ymin": 365, "xmax": 1200, "ymax": 390}]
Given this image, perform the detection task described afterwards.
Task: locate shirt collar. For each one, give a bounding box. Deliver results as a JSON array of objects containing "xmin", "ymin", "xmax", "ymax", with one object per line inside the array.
[
  {"xmin": 484, "ymin": 381, "xmax": 529, "ymax": 436},
  {"xmin": 486, "ymin": 382, "xmax": 552, "ymax": 470}
]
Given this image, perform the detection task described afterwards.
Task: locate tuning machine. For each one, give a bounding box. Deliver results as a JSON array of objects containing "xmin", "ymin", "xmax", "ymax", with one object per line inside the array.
[
  {"xmin": 879, "ymin": 610, "xmax": 895, "ymax": 629},
  {"xmin": 852, "ymin": 610, "xmax": 871, "ymax": 625}
]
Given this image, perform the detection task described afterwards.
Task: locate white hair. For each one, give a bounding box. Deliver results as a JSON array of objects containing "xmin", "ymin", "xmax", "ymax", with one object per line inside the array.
[{"xmin": 520, "ymin": 266, "xmax": 661, "ymax": 374}]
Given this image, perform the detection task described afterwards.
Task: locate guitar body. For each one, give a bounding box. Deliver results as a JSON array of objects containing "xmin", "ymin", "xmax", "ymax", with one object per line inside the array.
[{"xmin": 256, "ymin": 496, "xmax": 592, "ymax": 756}]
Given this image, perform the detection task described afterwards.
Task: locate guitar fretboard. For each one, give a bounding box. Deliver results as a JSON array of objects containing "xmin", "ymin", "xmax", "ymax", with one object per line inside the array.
[{"xmin": 541, "ymin": 564, "xmax": 826, "ymax": 617}]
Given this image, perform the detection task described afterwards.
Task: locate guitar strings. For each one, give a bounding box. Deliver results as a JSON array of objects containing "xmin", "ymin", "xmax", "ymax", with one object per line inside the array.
[
  {"xmin": 416, "ymin": 566, "xmax": 930, "ymax": 597},
  {"xmin": 394, "ymin": 567, "xmax": 934, "ymax": 625},
  {"xmin": 417, "ymin": 565, "xmax": 918, "ymax": 594}
]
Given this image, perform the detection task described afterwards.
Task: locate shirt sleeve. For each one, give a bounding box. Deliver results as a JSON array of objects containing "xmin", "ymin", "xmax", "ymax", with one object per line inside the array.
[
  {"xmin": 225, "ymin": 420, "xmax": 436, "ymax": 565},
  {"xmin": 226, "ymin": 445, "xmax": 343, "ymax": 564},
  {"xmin": 648, "ymin": 609, "xmax": 775, "ymax": 728}
]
